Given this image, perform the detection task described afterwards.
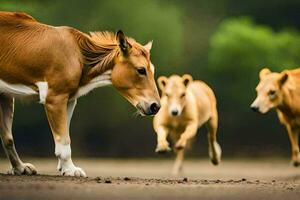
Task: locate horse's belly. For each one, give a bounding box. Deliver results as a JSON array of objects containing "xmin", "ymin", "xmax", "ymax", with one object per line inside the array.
[{"xmin": 0, "ymin": 79, "xmax": 47, "ymax": 104}]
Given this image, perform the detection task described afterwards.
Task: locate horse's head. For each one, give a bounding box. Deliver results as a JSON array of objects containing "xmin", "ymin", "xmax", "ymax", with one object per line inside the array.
[{"xmin": 111, "ymin": 31, "xmax": 160, "ymax": 116}]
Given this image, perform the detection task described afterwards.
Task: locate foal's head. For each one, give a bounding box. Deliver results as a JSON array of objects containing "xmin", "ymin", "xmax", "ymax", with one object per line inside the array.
[
  {"xmin": 251, "ymin": 68, "xmax": 290, "ymax": 114},
  {"xmin": 111, "ymin": 31, "xmax": 160, "ymax": 115}
]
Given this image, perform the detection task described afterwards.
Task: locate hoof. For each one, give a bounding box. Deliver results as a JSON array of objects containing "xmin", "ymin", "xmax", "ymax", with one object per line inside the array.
[
  {"xmin": 209, "ymin": 142, "xmax": 222, "ymax": 166},
  {"xmin": 155, "ymin": 146, "xmax": 171, "ymax": 154},
  {"xmin": 175, "ymin": 139, "xmax": 187, "ymax": 150},
  {"xmin": 155, "ymin": 141, "xmax": 171, "ymax": 154},
  {"xmin": 210, "ymin": 157, "xmax": 220, "ymax": 166},
  {"xmin": 292, "ymin": 160, "xmax": 300, "ymax": 167},
  {"xmin": 61, "ymin": 166, "xmax": 87, "ymax": 177},
  {"xmin": 9, "ymin": 163, "xmax": 37, "ymax": 175}
]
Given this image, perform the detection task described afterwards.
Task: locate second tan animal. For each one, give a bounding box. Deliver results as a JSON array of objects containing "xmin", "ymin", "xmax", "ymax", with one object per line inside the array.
[{"xmin": 153, "ymin": 74, "xmax": 221, "ymax": 176}]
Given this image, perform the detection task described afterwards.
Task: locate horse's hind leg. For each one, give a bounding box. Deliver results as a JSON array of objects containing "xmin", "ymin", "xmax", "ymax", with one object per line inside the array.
[
  {"xmin": 0, "ymin": 95, "xmax": 37, "ymax": 175},
  {"xmin": 206, "ymin": 110, "xmax": 222, "ymax": 165}
]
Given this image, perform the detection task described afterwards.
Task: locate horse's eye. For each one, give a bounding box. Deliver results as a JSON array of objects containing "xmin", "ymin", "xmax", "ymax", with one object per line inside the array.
[
  {"xmin": 137, "ymin": 67, "xmax": 147, "ymax": 76},
  {"xmin": 268, "ymin": 90, "xmax": 276, "ymax": 97},
  {"xmin": 180, "ymin": 93, "xmax": 186, "ymax": 98}
]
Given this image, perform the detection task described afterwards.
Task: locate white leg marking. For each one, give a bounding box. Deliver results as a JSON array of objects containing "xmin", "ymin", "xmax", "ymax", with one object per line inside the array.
[
  {"xmin": 55, "ymin": 143, "xmax": 86, "ymax": 177},
  {"xmin": 55, "ymin": 143, "xmax": 72, "ymax": 160},
  {"xmin": 36, "ymin": 82, "xmax": 48, "ymax": 104}
]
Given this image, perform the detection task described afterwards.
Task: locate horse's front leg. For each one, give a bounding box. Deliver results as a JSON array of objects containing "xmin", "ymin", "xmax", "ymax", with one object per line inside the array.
[{"xmin": 45, "ymin": 94, "xmax": 86, "ymax": 177}]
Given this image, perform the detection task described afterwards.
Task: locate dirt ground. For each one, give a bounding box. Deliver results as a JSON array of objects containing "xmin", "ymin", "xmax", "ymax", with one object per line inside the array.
[{"xmin": 0, "ymin": 158, "xmax": 299, "ymax": 200}]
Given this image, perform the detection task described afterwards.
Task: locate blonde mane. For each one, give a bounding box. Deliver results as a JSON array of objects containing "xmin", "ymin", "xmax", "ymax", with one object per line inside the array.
[{"xmin": 71, "ymin": 29, "xmax": 148, "ymax": 74}]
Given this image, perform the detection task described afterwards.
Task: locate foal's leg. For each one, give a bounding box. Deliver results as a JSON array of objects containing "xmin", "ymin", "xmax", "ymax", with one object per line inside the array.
[
  {"xmin": 45, "ymin": 94, "xmax": 86, "ymax": 177},
  {"xmin": 155, "ymin": 125, "xmax": 171, "ymax": 153},
  {"xmin": 286, "ymin": 125, "xmax": 300, "ymax": 167},
  {"xmin": 171, "ymin": 149, "xmax": 185, "ymax": 176},
  {"xmin": 0, "ymin": 95, "xmax": 37, "ymax": 175},
  {"xmin": 175, "ymin": 122, "xmax": 198, "ymax": 149},
  {"xmin": 206, "ymin": 112, "xmax": 221, "ymax": 165}
]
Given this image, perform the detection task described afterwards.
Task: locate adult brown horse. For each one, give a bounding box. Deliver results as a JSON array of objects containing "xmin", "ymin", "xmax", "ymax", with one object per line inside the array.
[{"xmin": 0, "ymin": 12, "xmax": 160, "ymax": 177}]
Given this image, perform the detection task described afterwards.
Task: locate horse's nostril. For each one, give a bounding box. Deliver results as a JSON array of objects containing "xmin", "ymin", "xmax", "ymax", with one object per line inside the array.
[
  {"xmin": 150, "ymin": 102, "xmax": 160, "ymax": 114},
  {"xmin": 171, "ymin": 110, "xmax": 178, "ymax": 116},
  {"xmin": 251, "ymin": 106, "xmax": 259, "ymax": 112}
]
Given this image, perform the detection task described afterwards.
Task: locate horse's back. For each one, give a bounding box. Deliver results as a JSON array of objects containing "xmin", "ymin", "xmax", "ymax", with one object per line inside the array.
[
  {"xmin": 0, "ymin": 12, "xmax": 81, "ymax": 86},
  {"xmin": 0, "ymin": 11, "xmax": 38, "ymax": 29},
  {"xmin": 0, "ymin": 11, "xmax": 36, "ymax": 21}
]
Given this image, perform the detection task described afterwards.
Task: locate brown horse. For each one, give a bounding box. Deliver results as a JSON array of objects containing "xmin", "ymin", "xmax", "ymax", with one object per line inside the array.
[{"xmin": 0, "ymin": 12, "xmax": 160, "ymax": 177}]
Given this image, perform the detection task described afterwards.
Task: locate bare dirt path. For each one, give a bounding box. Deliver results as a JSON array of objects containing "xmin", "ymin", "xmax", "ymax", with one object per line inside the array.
[{"xmin": 0, "ymin": 158, "xmax": 299, "ymax": 200}]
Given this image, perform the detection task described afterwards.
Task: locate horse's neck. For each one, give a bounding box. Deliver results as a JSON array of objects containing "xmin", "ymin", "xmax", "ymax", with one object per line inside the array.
[
  {"xmin": 80, "ymin": 61, "xmax": 114, "ymax": 86},
  {"xmin": 69, "ymin": 28, "xmax": 117, "ymax": 83},
  {"xmin": 73, "ymin": 69, "xmax": 112, "ymax": 99}
]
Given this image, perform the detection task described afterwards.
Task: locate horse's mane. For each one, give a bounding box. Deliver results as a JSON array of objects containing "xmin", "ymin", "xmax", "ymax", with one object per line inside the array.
[{"xmin": 70, "ymin": 29, "xmax": 148, "ymax": 74}]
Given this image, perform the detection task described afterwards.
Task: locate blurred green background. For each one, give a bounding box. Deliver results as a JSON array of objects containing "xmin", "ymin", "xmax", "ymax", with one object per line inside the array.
[{"xmin": 0, "ymin": 0, "xmax": 300, "ymax": 158}]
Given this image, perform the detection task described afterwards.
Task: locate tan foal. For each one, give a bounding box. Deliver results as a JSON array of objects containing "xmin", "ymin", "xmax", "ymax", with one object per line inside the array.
[
  {"xmin": 153, "ymin": 74, "xmax": 221, "ymax": 176},
  {"xmin": 251, "ymin": 68, "xmax": 300, "ymax": 166}
]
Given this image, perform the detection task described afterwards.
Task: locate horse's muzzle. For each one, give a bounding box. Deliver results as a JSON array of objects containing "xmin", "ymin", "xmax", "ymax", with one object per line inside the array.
[{"xmin": 136, "ymin": 101, "xmax": 161, "ymax": 116}]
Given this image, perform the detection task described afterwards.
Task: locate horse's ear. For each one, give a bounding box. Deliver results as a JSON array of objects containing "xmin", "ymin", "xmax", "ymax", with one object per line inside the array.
[
  {"xmin": 116, "ymin": 30, "xmax": 131, "ymax": 54},
  {"xmin": 182, "ymin": 74, "xmax": 193, "ymax": 87},
  {"xmin": 259, "ymin": 68, "xmax": 271, "ymax": 79},
  {"xmin": 157, "ymin": 76, "xmax": 168, "ymax": 91},
  {"xmin": 278, "ymin": 71, "xmax": 289, "ymax": 86},
  {"xmin": 144, "ymin": 41, "xmax": 153, "ymax": 52}
]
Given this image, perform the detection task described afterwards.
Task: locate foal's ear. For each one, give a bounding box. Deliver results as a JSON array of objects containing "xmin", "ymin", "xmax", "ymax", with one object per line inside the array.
[
  {"xmin": 182, "ymin": 74, "xmax": 193, "ymax": 87},
  {"xmin": 259, "ymin": 68, "xmax": 271, "ymax": 79},
  {"xmin": 278, "ymin": 71, "xmax": 289, "ymax": 87},
  {"xmin": 157, "ymin": 76, "xmax": 168, "ymax": 91},
  {"xmin": 116, "ymin": 30, "xmax": 131, "ymax": 54},
  {"xmin": 144, "ymin": 41, "xmax": 153, "ymax": 52}
]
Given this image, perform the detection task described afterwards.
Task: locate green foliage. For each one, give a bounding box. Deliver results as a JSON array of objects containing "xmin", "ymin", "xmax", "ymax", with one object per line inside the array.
[
  {"xmin": 210, "ymin": 17, "xmax": 300, "ymax": 72},
  {"xmin": 0, "ymin": 0, "xmax": 38, "ymax": 13}
]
